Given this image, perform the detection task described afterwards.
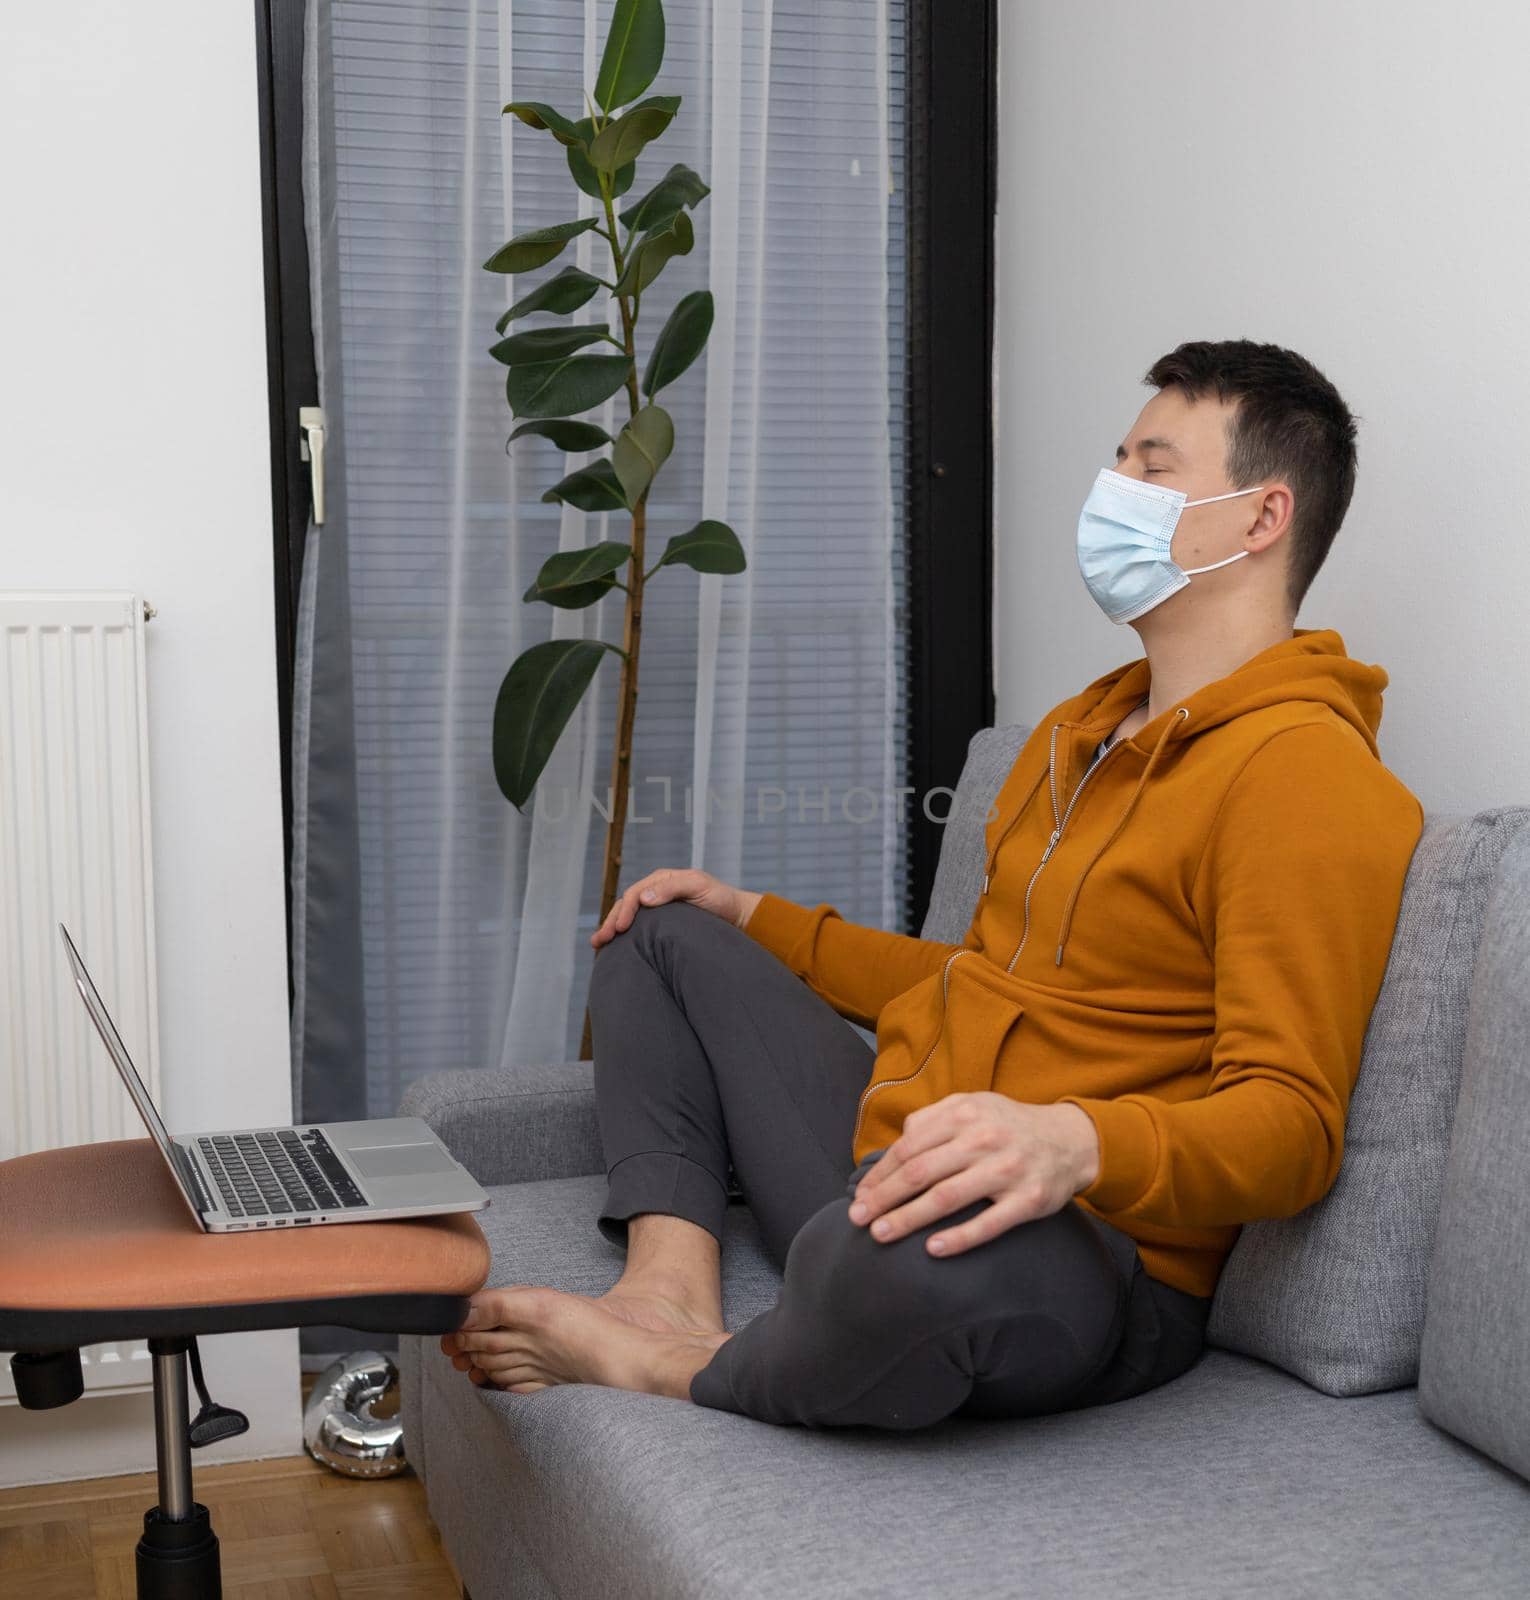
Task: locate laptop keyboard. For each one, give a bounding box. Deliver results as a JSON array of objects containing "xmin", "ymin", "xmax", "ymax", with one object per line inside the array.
[{"xmin": 196, "ymin": 1129, "xmax": 368, "ymax": 1219}]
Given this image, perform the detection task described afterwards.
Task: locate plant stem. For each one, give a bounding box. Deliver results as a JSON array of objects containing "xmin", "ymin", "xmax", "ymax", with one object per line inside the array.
[{"xmin": 581, "ymin": 163, "xmax": 649, "ymax": 1061}]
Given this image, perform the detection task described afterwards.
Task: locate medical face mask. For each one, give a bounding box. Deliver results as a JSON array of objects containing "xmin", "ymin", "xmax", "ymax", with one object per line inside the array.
[{"xmin": 1076, "ymin": 467, "xmax": 1265, "ymax": 625}]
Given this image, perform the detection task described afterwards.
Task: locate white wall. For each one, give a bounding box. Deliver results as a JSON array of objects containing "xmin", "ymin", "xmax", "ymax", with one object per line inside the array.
[
  {"xmin": 995, "ymin": 0, "xmax": 1530, "ymax": 813},
  {"xmin": 0, "ymin": 2, "xmax": 299, "ymax": 1479}
]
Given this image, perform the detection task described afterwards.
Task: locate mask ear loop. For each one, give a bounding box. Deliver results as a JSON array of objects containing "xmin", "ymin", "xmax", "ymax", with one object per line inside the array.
[
  {"xmin": 1181, "ymin": 548, "xmax": 1251, "ymax": 576},
  {"xmin": 1182, "ymin": 484, "xmax": 1265, "ymax": 507},
  {"xmin": 1177, "ymin": 484, "xmax": 1265, "ymax": 574}
]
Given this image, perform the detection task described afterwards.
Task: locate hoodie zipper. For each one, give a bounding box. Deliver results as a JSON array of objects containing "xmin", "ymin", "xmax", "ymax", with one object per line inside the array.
[
  {"xmin": 1005, "ymin": 723, "xmax": 1129, "ymax": 975},
  {"xmin": 981, "ymin": 698, "xmax": 1148, "ymax": 895},
  {"xmin": 853, "ymin": 947, "xmax": 973, "ymax": 1150}
]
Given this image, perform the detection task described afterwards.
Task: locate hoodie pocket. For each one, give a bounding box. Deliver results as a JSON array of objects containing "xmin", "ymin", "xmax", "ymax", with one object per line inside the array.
[{"xmin": 854, "ymin": 951, "xmax": 1026, "ymax": 1149}]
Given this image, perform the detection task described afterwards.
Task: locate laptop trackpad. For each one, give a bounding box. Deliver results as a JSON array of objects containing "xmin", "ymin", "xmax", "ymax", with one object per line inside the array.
[{"xmin": 349, "ymin": 1143, "xmax": 459, "ymax": 1180}]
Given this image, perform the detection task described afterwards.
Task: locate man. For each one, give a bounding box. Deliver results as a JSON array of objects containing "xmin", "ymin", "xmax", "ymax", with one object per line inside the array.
[{"xmin": 442, "ymin": 339, "xmax": 1424, "ymax": 1428}]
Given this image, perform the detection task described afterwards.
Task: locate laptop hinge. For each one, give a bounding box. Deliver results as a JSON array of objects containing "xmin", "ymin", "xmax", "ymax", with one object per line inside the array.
[{"xmin": 174, "ymin": 1143, "xmax": 215, "ymax": 1215}]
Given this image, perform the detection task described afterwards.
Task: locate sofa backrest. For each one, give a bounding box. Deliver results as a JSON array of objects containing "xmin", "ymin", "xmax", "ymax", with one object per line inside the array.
[
  {"xmin": 1417, "ymin": 823, "xmax": 1530, "ymax": 1485},
  {"xmin": 1207, "ymin": 803, "xmax": 1529, "ymax": 1392},
  {"xmin": 927, "ymin": 723, "xmax": 1530, "ymax": 1397},
  {"xmin": 922, "ymin": 724, "xmax": 1030, "ymax": 947}
]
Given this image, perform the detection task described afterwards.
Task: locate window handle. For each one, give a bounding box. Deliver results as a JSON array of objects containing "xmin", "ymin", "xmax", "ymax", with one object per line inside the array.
[{"xmin": 299, "ymin": 405, "xmax": 328, "ymax": 525}]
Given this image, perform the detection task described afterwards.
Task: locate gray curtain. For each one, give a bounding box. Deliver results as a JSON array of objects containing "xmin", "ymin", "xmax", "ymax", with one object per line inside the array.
[{"xmin": 290, "ymin": 0, "xmax": 367, "ymax": 1124}]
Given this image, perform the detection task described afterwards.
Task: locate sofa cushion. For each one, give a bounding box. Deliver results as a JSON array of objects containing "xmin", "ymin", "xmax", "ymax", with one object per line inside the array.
[
  {"xmin": 400, "ymin": 1173, "xmax": 1530, "ymax": 1600},
  {"xmin": 921, "ymin": 725, "xmax": 1030, "ymax": 948},
  {"xmin": 1206, "ymin": 808, "xmax": 1530, "ymax": 1395},
  {"xmin": 1418, "ymin": 824, "xmax": 1530, "ymax": 1482}
]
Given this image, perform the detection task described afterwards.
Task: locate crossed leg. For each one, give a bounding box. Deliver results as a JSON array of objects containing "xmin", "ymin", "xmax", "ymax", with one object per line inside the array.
[
  {"xmin": 444, "ymin": 896, "xmax": 873, "ymax": 1396},
  {"xmin": 441, "ymin": 900, "xmax": 1207, "ymax": 1425}
]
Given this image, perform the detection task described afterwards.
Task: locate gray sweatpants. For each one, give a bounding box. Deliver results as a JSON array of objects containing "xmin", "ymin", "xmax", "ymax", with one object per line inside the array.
[{"xmin": 586, "ymin": 899, "xmax": 1212, "ymax": 1430}]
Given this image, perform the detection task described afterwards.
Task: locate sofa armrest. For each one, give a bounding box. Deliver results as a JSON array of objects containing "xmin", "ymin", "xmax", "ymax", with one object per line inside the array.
[{"xmin": 397, "ymin": 1060, "xmax": 603, "ymax": 1187}]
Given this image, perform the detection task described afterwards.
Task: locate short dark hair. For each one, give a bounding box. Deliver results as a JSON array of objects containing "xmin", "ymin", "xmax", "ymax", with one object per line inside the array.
[{"xmin": 1143, "ymin": 340, "xmax": 1358, "ymax": 614}]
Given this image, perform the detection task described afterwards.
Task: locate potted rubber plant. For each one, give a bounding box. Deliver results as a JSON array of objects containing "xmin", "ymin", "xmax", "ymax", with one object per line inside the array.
[{"xmin": 484, "ymin": 0, "xmax": 743, "ymax": 1058}]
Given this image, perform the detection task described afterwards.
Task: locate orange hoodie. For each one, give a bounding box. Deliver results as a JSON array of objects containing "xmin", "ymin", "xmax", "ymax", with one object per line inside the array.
[{"xmin": 741, "ymin": 627, "xmax": 1424, "ymax": 1300}]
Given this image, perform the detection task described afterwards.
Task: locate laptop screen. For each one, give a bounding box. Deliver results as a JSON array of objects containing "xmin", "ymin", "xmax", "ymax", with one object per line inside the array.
[{"xmin": 57, "ymin": 922, "xmax": 181, "ymax": 1168}]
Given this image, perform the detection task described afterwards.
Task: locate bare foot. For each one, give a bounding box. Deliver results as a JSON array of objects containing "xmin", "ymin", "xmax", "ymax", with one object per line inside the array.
[
  {"xmin": 440, "ymin": 1286, "xmax": 732, "ymax": 1399},
  {"xmin": 597, "ymin": 1280, "xmax": 724, "ymax": 1337}
]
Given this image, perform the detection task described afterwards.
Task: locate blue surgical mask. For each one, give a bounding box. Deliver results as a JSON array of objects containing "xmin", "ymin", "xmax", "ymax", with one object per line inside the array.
[{"xmin": 1076, "ymin": 467, "xmax": 1265, "ymax": 625}]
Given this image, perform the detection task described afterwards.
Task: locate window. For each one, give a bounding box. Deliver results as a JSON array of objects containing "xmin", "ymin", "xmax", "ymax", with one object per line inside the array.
[{"xmin": 258, "ymin": 0, "xmax": 995, "ymax": 1103}]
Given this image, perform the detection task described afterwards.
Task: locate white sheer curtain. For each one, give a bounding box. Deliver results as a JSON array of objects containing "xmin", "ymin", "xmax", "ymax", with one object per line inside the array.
[{"xmin": 293, "ymin": 0, "xmax": 906, "ymax": 1120}]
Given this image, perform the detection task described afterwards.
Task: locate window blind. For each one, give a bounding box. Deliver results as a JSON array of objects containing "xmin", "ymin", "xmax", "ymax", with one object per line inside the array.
[{"xmin": 308, "ymin": 0, "xmax": 907, "ymax": 1109}]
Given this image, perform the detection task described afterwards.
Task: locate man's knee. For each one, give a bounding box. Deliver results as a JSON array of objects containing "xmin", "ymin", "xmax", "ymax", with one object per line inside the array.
[
  {"xmin": 594, "ymin": 898, "xmax": 748, "ymax": 1004},
  {"xmin": 638, "ymin": 898, "xmax": 718, "ymax": 941},
  {"xmin": 591, "ymin": 899, "xmax": 701, "ymax": 986},
  {"xmin": 782, "ymin": 1195, "xmax": 1001, "ymax": 1332},
  {"xmin": 605, "ymin": 899, "xmax": 716, "ymax": 960},
  {"xmin": 785, "ymin": 1196, "xmax": 1120, "ymax": 1336}
]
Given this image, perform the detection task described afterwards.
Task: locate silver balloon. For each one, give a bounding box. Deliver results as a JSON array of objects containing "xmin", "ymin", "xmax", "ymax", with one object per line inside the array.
[{"xmin": 302, "ymin": 1350, "xmax": 408, "ymax": 1477}]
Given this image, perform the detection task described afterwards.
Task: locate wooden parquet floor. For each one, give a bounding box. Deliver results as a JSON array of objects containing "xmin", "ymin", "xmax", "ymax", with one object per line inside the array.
[{"xmin": 0, "ymin": 1375, "xmax": 463, "ymax": 1598}]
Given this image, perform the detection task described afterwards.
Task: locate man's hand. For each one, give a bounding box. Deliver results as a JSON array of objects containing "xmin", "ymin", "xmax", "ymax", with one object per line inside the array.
[
  {"xmin": 589, "ymin": 867, "xmax": 758, "ymax": 949},
  {"xmin": 846, "ymin": 1094, "xmax": 1102, "ymax": 1257}
]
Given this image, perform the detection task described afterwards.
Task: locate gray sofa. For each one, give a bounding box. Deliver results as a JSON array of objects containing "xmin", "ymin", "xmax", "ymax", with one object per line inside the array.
[{"xmin": 398, "ymin": 724, "xmax": 1530, "ymax": 1599}]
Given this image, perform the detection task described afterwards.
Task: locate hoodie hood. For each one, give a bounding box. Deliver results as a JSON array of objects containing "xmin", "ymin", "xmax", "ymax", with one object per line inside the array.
[
  {"xmin": 981, "ymin": 627, "xmax": 1391, "ymax": 969},
  {"xmin": 1070, "ymin": 625, "xmax": 1387, "ymax": 756}
]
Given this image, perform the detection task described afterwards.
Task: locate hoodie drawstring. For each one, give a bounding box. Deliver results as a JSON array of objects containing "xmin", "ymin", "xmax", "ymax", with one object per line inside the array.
[
  {"xmin": 981, "ymin": 767, "xmax": 1050, "ymax": 895},
  {"xmin": 1053, "ymin": 708, "xmax": 1188, "ymax": 967}
]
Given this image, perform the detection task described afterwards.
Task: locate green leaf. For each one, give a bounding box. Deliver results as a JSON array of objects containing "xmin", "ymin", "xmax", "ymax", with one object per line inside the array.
[
  {"xmin": 611, "ymin": 404, "xmax": 674, "ymax": 508},
  {"xmin": 490, "ymin": 324, "xmax": 610, "ymax": 366},
  {"xmin": 500, "ymin": 102, "xmax": 588, "ymax": 148},
  {"xmin": 588, "ymin": 94, "xmax": 681, "ymax": 175},
  {"xmin": 612, "ymin": 209, "xmax": 693, "ymax": 298},
  {"xmin": 507, "ymin": 418, "xmax": 613, "ymax": 451},
  {"xmin": 657, "ymin": 520, "xmax": 746, "ymax": 575},
  {"xmin": 540, "ymin": 458, "xmax": 630, "ymax": 513},
  {"xmin": 505, "ymin": 353, "xmax": 633, "ymax": 418},
  {"xmin": 567, "ymin": 117, "xmax": 635, "ymax": 200},
  {"xmin": 618, "ymin": 163, "xmax": 710, "ymax": 233},
  {"xmin": 594, "ymin": 0, "xmax": 666, "ymax": 114},
  {"xmin": 493, "ymin": 638, "xmax": 618, "ymax": 810},
  {"xmin": 483, "ymin": 216, "xmax": 599, "ymax": 275},
  {"xmin": 523, "ymin": 540, "xmax": 633, "ymax": 609},
  {"xmin": 496, "ymin": 266, "xmax": 604, "ymax": 332},
  {"xmin": 643, "ymin": 290, "xmax": 713, "ymax": 396}
]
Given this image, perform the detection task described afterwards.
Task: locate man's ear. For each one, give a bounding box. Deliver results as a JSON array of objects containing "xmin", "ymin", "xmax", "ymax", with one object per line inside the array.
[{"xmin": 1248, "ymin": 483, "xmax": 1295, "ymax": 554}]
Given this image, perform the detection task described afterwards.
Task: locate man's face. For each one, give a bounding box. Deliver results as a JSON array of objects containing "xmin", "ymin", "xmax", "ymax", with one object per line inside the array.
[
  {"xmin": 1112, "ymin": 388, "xmax": 1260, "ymax": 580},
  {"xmin": 1112, "ymin": 387, "xmax": 1237, "ymax": 497}
]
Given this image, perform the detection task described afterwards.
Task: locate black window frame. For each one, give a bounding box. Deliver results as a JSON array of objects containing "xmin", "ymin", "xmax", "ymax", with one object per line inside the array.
[
  {"xmin": 255, "ymin": 0, "xmax": 318, "ymax": 1005},
  {"xmin": 254, "ymin": 0, "xmax": 996, "ymax": 965},
  {"xmin": 904, "ymin": 0, "xmax": 998, "ymax": 917}
]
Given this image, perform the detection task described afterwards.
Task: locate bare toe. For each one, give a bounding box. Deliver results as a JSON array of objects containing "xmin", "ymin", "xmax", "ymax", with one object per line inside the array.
[{"xmin": 452, "ymin": 1286, "xmax": 728, "ymax": 1399}]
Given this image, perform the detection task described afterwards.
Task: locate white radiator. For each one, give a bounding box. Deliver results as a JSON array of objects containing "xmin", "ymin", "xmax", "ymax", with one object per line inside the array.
[{"xmin": 0, "ymin": 590, "xmax": 163, "ymax": 1401}]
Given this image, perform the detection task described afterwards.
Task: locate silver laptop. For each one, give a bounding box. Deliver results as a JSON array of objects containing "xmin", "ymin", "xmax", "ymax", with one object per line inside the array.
[{"xmin": 59, "ymin": 922, "xmax": 489, "ymax": 1233}]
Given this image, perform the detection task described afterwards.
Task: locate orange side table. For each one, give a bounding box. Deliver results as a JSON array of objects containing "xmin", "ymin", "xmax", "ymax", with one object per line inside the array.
[{"xmin": 0, "ymin": 1137, "xmax": 490, "ymax": 1599}]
